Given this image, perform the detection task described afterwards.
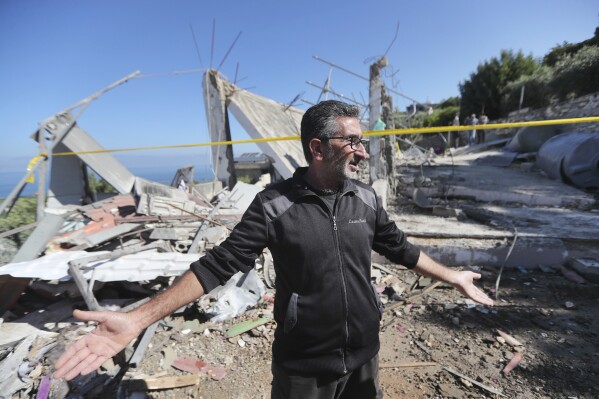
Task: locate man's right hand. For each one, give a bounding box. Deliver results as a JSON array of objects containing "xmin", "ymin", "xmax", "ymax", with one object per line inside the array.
[
  {"xmin": 54, "ymin": 309, "xmax": 143, "ymax": 381},
  {"xmin": 54, "ymin": 271, "xmax": 206, "ymax": 381}
]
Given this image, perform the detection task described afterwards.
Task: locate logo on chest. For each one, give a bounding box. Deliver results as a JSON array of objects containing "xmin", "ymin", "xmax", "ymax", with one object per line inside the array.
[{"xmin": 348, "ymin": 218, "xmax": 366, "ymax": 224}]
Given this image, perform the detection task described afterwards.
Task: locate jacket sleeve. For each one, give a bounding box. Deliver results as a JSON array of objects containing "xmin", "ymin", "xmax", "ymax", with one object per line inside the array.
[
  {"xmin": 371, "ymin": 194, "xmax": 420, "ymax": 268},
  {"xmin": 190, "ymin": 193, "xmax": 269, "ymax": 293}
]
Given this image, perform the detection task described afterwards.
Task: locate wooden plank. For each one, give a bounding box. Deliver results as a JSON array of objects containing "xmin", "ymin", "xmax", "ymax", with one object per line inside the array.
[
  {"xmin": 444, "ymin": 366, "xmax": 505, "ymax": 397},
  {"xmin": 379, "ymin": 361, "xmax": 437, "ymax": 369}
]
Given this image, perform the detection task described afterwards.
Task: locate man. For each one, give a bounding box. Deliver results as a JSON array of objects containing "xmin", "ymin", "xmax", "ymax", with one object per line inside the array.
[
  {"xmin": 450, "ymin": 113, "xmax": 460, "ymax": 148},
  {"xmin": 478, "ymin": 113, "xmax": 489, "ymax": 144},
  {"xmin": 468, "ymin": 113, "xmax": 479, "ymax": 145},
  {"xmin": 54, "ymin": 100, "xmax": 493, "ymax": 398}
]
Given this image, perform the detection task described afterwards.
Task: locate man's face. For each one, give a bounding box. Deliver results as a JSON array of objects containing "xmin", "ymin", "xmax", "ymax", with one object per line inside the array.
[{"xmin": 322, "ymin": 117, "xmax": 369, "ymax": 181}]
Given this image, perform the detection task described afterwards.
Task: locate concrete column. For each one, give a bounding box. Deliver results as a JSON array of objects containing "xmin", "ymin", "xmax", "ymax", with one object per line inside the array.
[
  {"xmin": 368, "ymin": 57, "xmax": 387, "ymax": 184},
  {"xmin": 203, "ymin": 69, "xmax": 237, "ymax": 189}
]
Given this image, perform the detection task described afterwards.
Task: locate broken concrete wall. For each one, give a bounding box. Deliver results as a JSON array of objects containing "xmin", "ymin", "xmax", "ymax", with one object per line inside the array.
[
  {"xmin": 228, "ymin": 94, "xmax": 305, "ymax": 179},
  {"xmin": 203, "ymin": 70, "xmax": 237, "ymax": 188},
  {"xmin": 410, "ymin": 237, "xmax": 569, "ymax": 269},
  {"xmin": 41, "ymin": 112, "xmax": 136, "ymax": 207},
  {"xmin": 204, "ymin": 73, "xmax": 306, "ymax": 181},
  {"xmin": 194, "ymin": 180, "xmax": 223, "ymax": 201}
]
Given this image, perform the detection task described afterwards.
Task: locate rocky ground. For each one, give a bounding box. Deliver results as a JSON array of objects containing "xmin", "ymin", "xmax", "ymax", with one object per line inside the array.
[
  {"xmin": 4, "ymin": 152, "xmax": 599, "ymax": 398},
  {"xmin": 29, "ymin": 262, "xmax": 596, "ymax": 399}
]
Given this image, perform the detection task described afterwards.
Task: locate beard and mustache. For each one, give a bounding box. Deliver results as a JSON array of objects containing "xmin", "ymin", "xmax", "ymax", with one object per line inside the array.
[{"xmin": 322, "ymin": 143, "xmax": 363, "ymax": 185}]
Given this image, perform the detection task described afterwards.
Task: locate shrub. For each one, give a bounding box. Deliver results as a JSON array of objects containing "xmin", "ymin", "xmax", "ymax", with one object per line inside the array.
[
  {"xmin": 0, "ymin": 197, "xmax": 37, "ymax": 248},
  {"xmin": 88, "ymin": 172, "xmax": 116, "ymax": 193},
  {"xmin": 551, "ymin": 45, "xmax": 599, "ymax": 99},
  {"xmin": 502, "ymin": 65, "xmax": 553, "ymax": 112},
  {"xmin": 423, "ymin": 106, "xmax": 459, "ymax": 127}
]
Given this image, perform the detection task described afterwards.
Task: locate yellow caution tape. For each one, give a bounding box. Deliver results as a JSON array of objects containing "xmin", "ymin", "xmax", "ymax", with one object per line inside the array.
[
  {"xmin": 363, "ymin": 116, "xmax": 599, "ymax": 137},
  {"xmin": 25, "ymin": 155, "xmax": 41, "ymax": 183},
  {"xmin": 27, "ymin": 115, "xmax": 599, "ymax": 161},
  {"xmin": 44, "ymin": 136, "xmax": 300, "ymax": 157}
]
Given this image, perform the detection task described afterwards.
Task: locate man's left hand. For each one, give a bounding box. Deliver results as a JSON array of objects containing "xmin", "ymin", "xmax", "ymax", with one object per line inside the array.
[{"xmin": 451, "ymin": 271, "xmax": 494, "ymax": 306}]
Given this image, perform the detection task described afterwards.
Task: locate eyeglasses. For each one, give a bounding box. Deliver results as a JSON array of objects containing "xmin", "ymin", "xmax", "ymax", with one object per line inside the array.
[{"xmin": 323, "ymin": 136, "xmax": 369, "ymax": 150}]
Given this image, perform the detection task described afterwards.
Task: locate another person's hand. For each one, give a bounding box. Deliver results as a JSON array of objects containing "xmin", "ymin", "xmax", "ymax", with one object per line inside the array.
[
  {"xmin": 54, "ymin": 309, "xmax": 143, "ymax": 380},
  {"xmin": 451, "ymin": 271, "xmax": 494, "ymax": 306}
]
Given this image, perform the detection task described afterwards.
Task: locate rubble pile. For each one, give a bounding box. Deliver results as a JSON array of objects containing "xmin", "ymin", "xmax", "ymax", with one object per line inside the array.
[
  {"xmin": 1, "ymin": 252, "xmax": 598, "ymax": 398},
  {"xmin": 0, "ymin": 120, "xmax": 598, "ymax": 397},
  {"xmin": 0, "ymin": 173, "xmax": 275, "ymax": 398}
]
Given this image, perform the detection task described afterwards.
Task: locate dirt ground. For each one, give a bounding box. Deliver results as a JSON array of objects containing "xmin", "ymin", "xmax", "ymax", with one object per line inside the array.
[
  {"xmin": 42, "ymin": 261, "xmax": 597, "ymax": 399},
  {"xmin": 5, "ymin": 150, "xmax": 599, "ymax": 398}
]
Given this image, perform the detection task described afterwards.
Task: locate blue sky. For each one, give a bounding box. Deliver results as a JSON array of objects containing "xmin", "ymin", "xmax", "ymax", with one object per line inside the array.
[{"xmin": 0, "ymin": 0, "xmax": 596, "ymax": 174}]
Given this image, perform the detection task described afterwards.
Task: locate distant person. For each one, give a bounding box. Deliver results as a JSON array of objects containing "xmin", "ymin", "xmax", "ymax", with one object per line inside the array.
[
  {"xmin": 468, "ymin": 113, "xmax": 478, "ymax": 145},
  {"xmin": 54, "ymin": 100, "xmax": 493, "ymax": 399},
  {"xmin": 478, "ymin": 113, "xmax": 489, "ymax": 144},
  {"xmin": 450, "ymin": 113, "xmax": 460, "ymax": 148},
  {"xmin": 462, "ymin": 114, "xmax": 471, "ymax": 146}
]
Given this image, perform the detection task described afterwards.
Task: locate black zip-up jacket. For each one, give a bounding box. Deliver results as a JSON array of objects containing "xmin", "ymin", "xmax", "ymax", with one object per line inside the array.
[{"xmin": 191, "ymin": 167, "xmax": 421, "ymax": 376}]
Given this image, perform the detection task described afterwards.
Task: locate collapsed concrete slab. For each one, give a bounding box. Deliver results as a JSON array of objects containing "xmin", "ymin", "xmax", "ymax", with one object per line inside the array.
[
  {"xmin": 0, "ymin": 250, "xmax": 199, "ymax": 282},
  {"xmin": 409, "ymin": 237, "xmax": 568, "ymax": 269},
  {"xmin": 42, "ymin": 112, "xmax": 136, "ymax": 208},
  {"xmin": 203, "ymin": 69, "xmax": 306, "ymax": 185},
  {"xmin": 567, "ymin": 258, "xmax": 599, "ymax": 283},
  {"xmin": 227, "ymin": 86, "xmax": 306, "ymax": 179},
  {"xmin": 392, "ymin": 146, "xmax": 598, "ymax": 271}
]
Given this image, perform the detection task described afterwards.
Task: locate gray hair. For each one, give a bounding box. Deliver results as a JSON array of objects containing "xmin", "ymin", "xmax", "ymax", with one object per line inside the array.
[{"xmin": 300, "ymin": 100, "xmax": 360, "ymax": 163}]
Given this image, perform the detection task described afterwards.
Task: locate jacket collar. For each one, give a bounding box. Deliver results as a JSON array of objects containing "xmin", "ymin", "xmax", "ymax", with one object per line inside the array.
[{"xmin": 292, "ymin": 167, "xmax": 358, "ymax": 197}]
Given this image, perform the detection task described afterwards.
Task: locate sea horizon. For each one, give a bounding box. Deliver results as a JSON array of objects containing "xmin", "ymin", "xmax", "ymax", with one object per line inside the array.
[{"xmin": 0, "ymin": 165, "xmax": 215, "ymax": 199}]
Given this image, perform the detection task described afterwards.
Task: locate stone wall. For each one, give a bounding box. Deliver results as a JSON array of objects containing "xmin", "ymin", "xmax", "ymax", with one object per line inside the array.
[{"xmin": 492, "ymin": 91, "xmax": 599, "ymax": 138}]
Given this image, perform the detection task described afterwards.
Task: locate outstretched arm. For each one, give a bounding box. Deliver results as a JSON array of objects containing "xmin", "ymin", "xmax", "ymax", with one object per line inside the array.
[
  {"xmin": 412, "ymin": 252, "xmax": 494, "ymax": 306},
  {"xmin": 54, "ymin": 270, "xmax": 205, "ymax": 380}
]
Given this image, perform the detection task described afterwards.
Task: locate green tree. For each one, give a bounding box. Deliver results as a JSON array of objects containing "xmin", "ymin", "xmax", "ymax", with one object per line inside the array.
[
  {"xmin": 0, "ymin": 197, "xmax": 37, "ymax": 248},
  {"xmin": 459, "ymin": 50, "xmax": 538, "ymax": 120},
  {"xmin": 88, "ymin": 172, "xmax": 116, "ymax": 193}
]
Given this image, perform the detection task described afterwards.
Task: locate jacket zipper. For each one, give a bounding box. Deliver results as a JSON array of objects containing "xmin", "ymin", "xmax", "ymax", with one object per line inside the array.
[
  {"xmin": 305, "ymin": 189, "xmax": 352, "ymax": 375},
  {"xmin": 332, "ymin": 207, "xmax": 350, "ymax": 375}
]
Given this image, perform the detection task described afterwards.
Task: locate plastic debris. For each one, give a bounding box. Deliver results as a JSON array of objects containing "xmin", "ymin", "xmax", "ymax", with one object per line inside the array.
[
  {"xmin": 205, "ymin": 270, "xmax": 267, "ymax": 322},
  {"xmin": 35, "ymin": 375, "xmax": 51, "ymax": 399},
  {"xmin": 225, "ymin": 317, "xmax": 272, "ymax": 339}
]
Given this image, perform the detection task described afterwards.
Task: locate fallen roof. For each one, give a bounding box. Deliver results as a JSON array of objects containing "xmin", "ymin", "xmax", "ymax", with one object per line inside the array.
[
  {"xmin": 204, "ymin": 70, "xmax": 306, "ymax": 181},
  {"xmin": 0, "ymin": 250, "xmax": 199, "ymax": 282}
]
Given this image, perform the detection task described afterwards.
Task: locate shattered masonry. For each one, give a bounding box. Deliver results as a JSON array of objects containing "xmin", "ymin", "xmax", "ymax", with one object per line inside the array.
[{"xmin": 0, "ymin": 71, "xmax": 598, "ymax": 398}]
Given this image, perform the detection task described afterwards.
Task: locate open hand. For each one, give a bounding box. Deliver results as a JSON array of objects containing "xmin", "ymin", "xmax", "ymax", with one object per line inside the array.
[
  {"xmin": 452, "ymin": 271, "xmax": 494, "ymax": 306},
  {"xmin": 54, "ymin": 309, "xmax": 142, "ymax": 381}
]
